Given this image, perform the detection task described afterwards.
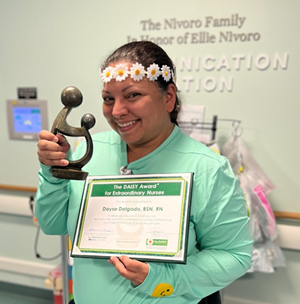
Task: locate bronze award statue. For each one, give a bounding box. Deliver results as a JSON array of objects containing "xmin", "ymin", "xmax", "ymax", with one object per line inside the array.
[{"xmin": 50, "ymin": 86, "xmax": 96, "ymax": 180}]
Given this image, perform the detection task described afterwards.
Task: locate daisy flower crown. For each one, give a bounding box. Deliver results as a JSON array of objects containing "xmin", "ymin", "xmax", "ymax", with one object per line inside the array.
[{"xmin": 99, "ymin": 63, "xmax": 176, "ymax": 84}]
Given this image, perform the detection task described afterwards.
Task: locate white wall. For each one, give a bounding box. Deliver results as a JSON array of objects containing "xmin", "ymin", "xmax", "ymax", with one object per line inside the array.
[
  {"xmin": 223, "ymin": 249, "xmax": 300, "ymax": 304},
  {"xmin": 0, "ymin": 210, "xmax": 61, "ymax": 289}
]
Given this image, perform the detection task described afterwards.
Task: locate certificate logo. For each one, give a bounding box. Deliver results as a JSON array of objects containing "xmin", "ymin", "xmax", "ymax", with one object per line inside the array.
[
  {"xmin": 146, "ymin": 239, "xmax": 168, "ymax": 246},
  {"xmin": 146, "ymin": 239, "xmax": 153, "ymax": 245}
]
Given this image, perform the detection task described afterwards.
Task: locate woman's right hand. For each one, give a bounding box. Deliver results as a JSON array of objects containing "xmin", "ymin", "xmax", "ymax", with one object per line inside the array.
[{"xmin": 37, "ymin": 130, "xmax": 70, "ymax": 167}]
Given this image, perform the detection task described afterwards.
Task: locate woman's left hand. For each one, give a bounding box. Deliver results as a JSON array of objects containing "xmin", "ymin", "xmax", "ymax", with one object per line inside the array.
[{"xmin": 108, "ymin": 255, "xmax": 149, "ymax": 286}]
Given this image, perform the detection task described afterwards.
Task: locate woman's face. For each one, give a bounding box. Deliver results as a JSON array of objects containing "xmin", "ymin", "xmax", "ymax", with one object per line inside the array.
[{"xmin": 102, "ymin": 63, "xmax": 176, "ymax": 152}]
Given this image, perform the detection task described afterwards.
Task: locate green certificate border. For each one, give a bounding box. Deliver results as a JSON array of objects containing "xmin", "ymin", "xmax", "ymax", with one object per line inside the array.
[{"xmin": 71, "ymin": 173, "xmax": 193, "ymax": 264}]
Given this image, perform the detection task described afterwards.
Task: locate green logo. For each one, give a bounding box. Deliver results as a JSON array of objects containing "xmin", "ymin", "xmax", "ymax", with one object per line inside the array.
[{"xmin": 146, "ymin": 239, "xmax": 168, "ymax": 246}]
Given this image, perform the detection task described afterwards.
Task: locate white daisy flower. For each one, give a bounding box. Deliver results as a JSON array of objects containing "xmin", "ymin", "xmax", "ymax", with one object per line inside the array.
[
  {"xmin": 161, "ymin": 65, "xmax": 171, "ymax": 82},
  {"xmin": 100, "ymin": 67, "xmax": 114, "ymax": 83},
  {"xmin": 114, "ymin": 64, "xmax": 129, "ymax": 81},
  {"xmin": 130, "ymin": 63, "xmax": 145, "ymax": 81},
  {"xmin": 147, "ymin": 63, "xmax": 160, "ymax": 81}
]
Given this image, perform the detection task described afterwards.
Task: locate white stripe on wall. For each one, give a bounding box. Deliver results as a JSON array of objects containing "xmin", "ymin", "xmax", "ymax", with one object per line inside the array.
[{"xmin": 0, "ymin": 256, "xmax": 54, "ymax": 277}]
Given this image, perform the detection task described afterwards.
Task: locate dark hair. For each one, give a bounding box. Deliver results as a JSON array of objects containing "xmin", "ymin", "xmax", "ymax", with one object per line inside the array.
[{"xmin": 101, "ymin": 41, "xmax": 181, "ymax": 125}]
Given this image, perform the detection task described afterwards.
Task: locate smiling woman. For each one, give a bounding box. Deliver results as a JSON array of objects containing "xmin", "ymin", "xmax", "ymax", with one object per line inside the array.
[
  {"xmin": 101, "ymin": 75, "xmax": 176, "ymax": 162},
  {"xmin": 100, "ymin": 42, "xmax": 180, "ymax": 162},
  {"xmin": 35, "ymin": 41, "xmax": 253, "ymax": 304}
]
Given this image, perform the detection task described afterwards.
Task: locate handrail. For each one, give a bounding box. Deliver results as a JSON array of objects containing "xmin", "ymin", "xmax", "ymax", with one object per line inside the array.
[
  {"xmin": 273, "ymin": 211, "xmax": 300, "ymax": 221},
  {"xmin": 0, "ymin": 184, "xmax": 37, "ymax": 193},
  {"xmin": 1, "ymin": 183, "xmax": 300, "ymax": 220}
]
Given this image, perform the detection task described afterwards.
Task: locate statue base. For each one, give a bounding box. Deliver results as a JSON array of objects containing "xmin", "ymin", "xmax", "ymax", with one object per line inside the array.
[{"xmin": 51, "ymin": 167, "xmax": 88, "ymax": 180}]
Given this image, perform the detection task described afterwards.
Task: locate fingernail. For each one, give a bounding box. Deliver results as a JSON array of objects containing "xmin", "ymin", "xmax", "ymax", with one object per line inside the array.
[{"xmin": 62, "ymin": 160, "xmax": 69, "ymax": 166}]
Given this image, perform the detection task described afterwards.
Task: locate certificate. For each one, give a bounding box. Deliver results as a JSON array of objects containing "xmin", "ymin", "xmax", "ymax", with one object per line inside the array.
[{"xmin": 72, "ymin": 173, "xmax": 193, "ymax": 264}]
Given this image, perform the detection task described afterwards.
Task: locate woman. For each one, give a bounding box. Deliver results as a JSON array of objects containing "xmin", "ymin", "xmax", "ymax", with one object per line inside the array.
[{"xmin": 36, "ymin": 41, "xmax": 253, "ymax": 304}]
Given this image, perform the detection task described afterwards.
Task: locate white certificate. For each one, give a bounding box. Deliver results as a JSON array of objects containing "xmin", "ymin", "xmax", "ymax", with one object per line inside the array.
[{"xmin": 72, "ymin": 173, "xmax": 193, "ymax": 264}]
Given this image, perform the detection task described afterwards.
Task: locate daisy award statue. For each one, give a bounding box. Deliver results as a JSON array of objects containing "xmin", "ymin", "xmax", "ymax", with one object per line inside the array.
[{"xmin": 50, "ymin": 86, "xmax": 96, "ymax": 180}]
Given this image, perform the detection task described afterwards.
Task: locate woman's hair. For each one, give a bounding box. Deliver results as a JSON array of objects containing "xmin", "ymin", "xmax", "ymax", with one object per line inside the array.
[{"xmin": 101, "ymin": 41, "xmax": 181, "ymax": 125}]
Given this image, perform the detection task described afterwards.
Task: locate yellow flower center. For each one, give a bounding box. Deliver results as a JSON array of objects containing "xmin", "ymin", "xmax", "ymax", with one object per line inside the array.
[
  {"xmin": 164, "ymin": 71, "xmax": 168, "ymax": 76},
  {"xmin": 151, "ymin": 69, "xmax": 156, "ymax": 75},
  {"xmin": 135, "ymin": 70, "xmax": 140, "ymax": 75},
  {"xmin": 106, "ymin": 71, "xmax": 111, "ymax": 77},
  {"xmin": 118, "ymin": 70, "xmax": 124, "ymax": 76}
]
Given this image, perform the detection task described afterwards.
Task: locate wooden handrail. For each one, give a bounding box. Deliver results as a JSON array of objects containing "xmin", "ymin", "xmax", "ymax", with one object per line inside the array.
[
  {"xmin": 273, "ymin": 211, "xmax": 300, "ymax": 221},
  {"xmin": 0, "ymin": 184, "xmax": 37, "ymax": 193},
  {"xmin": 1, "ymin": 183, "xmax": 300, "ymax": 220}
]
